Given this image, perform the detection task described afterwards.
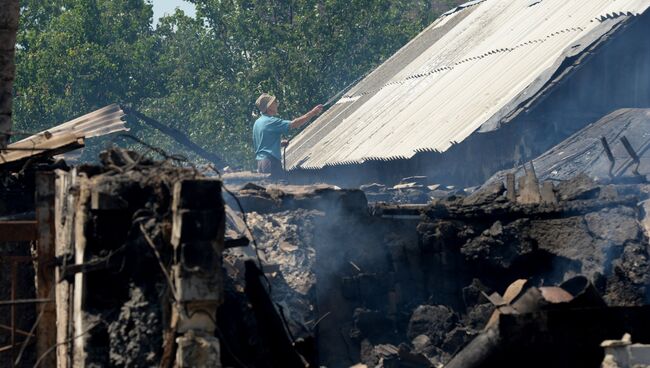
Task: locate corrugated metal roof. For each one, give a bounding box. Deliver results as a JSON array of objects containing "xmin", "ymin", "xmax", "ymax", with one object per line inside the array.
[
  {"xmin": 0, "ymin": 104, "xmax": 127, "ymax": 165},
  {"xmin": 286, "ymin": 0, "xmax": 650, "ymax": 171}
]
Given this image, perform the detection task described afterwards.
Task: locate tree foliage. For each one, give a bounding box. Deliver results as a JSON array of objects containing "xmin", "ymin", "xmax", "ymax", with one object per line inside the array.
[{"xmin": 14, "ymin": 0, "xmax": 465, "ymax": 168}]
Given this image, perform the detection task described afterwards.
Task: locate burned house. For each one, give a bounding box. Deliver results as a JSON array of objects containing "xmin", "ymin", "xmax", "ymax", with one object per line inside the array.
[
  {"xmin": 286, "ymin": 0, "xmax": 650, "ymax": 187},
  {"xmin": 2, "ymin": 1, "xmax": 650, "ymax": 368}
]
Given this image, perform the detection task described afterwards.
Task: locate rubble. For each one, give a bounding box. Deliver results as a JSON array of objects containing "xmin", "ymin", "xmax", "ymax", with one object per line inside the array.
[
  {"xmin": 601, "ymin": 334, "xmax": 650, "ymax": 368},
  {"xmin": 3, "ymin": 147, "xmax": 650, "ymax": 367},
  {"xmin": 107, "ymin": 285, "xmax": 162, "ymax": 367},
  {"xmin": 0, "ymin": 5, "xmax": 648, "ymax": 366},
  {"xmin": 406, "ymin": 305, "xmax": 457, "ymax": 346},
  {"xmin": 462, "ymin": 181, "xmax": 506, "ymax": 206}
]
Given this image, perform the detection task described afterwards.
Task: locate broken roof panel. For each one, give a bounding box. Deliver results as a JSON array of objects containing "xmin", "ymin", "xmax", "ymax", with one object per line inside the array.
[
  {"xmin": 286, "ymin": 0, "xmax": 650, "ymax": 171},
  {"xmin": 486, "ymin": 108, "xmax": 650, "ymax": 184},
  {"xmin": 0, "ymin": 104, "xmax": 127, "ymax": 166}
]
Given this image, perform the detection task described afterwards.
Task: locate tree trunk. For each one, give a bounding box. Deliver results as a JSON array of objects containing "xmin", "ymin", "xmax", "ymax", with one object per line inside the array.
[{"xmin": 0, "ymin": 0, "xmax": 19, "ymax": 148}]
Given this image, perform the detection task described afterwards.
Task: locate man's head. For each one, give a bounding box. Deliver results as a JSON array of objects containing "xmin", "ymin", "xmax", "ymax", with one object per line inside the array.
[{"xmin": 256, "ymin": 93, "xmax": 278, "ymax": 115}]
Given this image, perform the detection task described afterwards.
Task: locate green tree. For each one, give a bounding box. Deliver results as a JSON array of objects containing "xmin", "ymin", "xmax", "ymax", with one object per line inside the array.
[
  {"xmin": 13, "ymin": 0, "xmax": 466, "ymax": 168},
  {"xmin": 14, "ymin": 0, "xmax": 158, "ymax": 145}
]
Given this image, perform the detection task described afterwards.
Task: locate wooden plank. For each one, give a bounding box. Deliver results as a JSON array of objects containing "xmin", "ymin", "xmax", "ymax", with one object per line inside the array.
[
  {"xmin": 72, "ymin": 176, "xmax": 91, "ymax": 368},
  {"xmin": 55, "ymin": 169, "xmax": 76, "ymax": 368},
  {"xmin": 0, "ymin": 104, "xmax": 125, "ymax": 167},
  {"xmin": 0, "ymin": 135, "xmax": 84, "ymax": 167},
  {"xmin": 35, "ymin": 171, "xmax": 57, "ymax": 368},
  {"xmin": 0, "ymin": 220, "xmax": 37, "ymax": 241}
]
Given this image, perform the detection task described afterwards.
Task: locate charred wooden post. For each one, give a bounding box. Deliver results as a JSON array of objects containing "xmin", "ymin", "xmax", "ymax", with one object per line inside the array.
[
  {"xmin": 54, "ymin": 169, "xmax": 77, "ymax": 368},
  {"xmin": 540, "ymin": 181, "xmax": 557, "ymax": 204},
  {"xmin": 171, "ymin": 179, "xmax": 225, "ymax": 367},
  {"xmin": 506, "ymin": 173, "xmax": 516, "ymax": 202},
  {"xmin": 71, "ymin": 176, "xmax": 91, "ymax": 367},
  {"xmin": 518, "ymin": 163, "xmax": 542, "ymax": 204},
  {"xmin": 35, "ymin": 171, "xmax": 57, "ymax": 368}
]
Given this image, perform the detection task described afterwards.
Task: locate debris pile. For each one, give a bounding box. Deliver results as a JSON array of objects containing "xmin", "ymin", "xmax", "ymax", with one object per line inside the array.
[
  {"xmin": 361, "ymin": 176, "xmax": 461, "ymax": 204},
  {"xmin": 367, "ymin": 176, "xmax": 649, "ymax": 366},
  {"xmin": 3, "ymin": 146, "xmax": 649, "ymax": 367},
  {"xmin": 224, "ymin": 171, "xmax": 650, "ymax": 367}
]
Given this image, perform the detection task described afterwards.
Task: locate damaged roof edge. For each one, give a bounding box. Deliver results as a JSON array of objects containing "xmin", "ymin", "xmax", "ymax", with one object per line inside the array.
[
  {"xmin": 477, "ymin": 15, "xmax": 636, "ymax": 133},
  {"xmin": 442, "ymin": 0, "xmax": 488, "ymax": 17},
  {"xmin": 0, "ymin": 104, "xmax": 128, "ymax": 167}
]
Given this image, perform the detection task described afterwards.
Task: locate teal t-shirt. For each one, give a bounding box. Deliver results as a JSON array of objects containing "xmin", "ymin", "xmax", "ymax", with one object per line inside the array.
[{"xmin": 253, "ymin": 114, "xmax": 291, "ymax": 161}]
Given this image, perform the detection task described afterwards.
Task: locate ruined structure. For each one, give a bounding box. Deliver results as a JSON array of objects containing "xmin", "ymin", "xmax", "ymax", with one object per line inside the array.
[
  {"xmin": 0, "ymin": 143, "xmax": 649, "ymax": 368},
  {"xmin": 486, "ymin": 108, "xmax": 650, "ymax": 184},
  {"xmin": 1, "ymin": 1, "xmax": 650, "ymax": 367},
  {"xmin": 222, "ymin": 172, "xmax": 650, "ymax": 367},
  {"xmin": 286, "ymin": 0, "xmax": 650, "ymax": 187},
  {"xmin": 53, "ymin": 149, "xmax": 224, "ymax": 367}
]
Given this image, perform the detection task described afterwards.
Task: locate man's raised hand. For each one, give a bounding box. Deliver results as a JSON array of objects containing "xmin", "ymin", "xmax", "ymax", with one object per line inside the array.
[{"xmin": 311, "ymin": 104, "xmax": 324, "ymax": 117}]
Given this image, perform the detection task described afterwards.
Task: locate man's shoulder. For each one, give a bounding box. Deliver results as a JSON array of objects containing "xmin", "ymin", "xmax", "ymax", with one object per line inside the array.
[{"xmin": 256, "ymin": 115, "xmax": 288, "ymax": 126}]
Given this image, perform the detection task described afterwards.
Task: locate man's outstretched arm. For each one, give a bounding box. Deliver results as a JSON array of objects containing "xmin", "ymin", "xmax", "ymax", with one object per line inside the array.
[{"xmin": 290, "ymin": 104, "xmax": 324, "ymax": 129}]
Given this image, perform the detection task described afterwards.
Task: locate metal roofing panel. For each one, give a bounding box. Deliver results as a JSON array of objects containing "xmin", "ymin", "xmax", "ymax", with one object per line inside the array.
[
  {"xmin": 286, "ymin": 0, "xmax": 650, "ymax": 170},
  {"xmin": 0, "ymin": 104, "xmax": 128, "ymax": 165},
  {"xmin": 484, "ymin": 108, "xmax": 650, "ymax": 183}
]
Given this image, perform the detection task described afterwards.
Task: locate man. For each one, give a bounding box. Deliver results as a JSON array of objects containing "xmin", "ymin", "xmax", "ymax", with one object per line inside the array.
[{"xmin": 253, "ymin": 93, "xmax": 323, "ymax": 177}]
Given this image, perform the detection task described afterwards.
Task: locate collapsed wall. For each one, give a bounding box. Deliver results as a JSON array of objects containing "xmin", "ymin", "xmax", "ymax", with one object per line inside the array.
[{"xmin": 53, "ymin": 149, "xmax": 224, "ymax": 367}]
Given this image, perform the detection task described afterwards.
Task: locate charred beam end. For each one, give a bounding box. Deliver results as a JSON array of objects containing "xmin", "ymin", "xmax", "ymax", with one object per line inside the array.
[
  {"xmin": 620, "ymin": 136, "xmax": 642, "ymax": 177},
  {"xmin": 600, "ymin": 136, "xmax": 615, "ymax": 179}
]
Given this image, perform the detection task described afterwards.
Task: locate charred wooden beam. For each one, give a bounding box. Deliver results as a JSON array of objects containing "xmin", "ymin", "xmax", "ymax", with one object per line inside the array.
[
  {"xmin": 35, "ymin": 171, "xmax": 57, "ymax": 368},
  {"xmin": 54, "ymin": 169, "xmax": 77, "ymax": 367},
  {"xmin": 424, "ymin": 196, "xmax": 639, "ymax": 221},
  {"xmin": 124, "ymin": 107, "xmax": 228, "ymax": 169}
]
